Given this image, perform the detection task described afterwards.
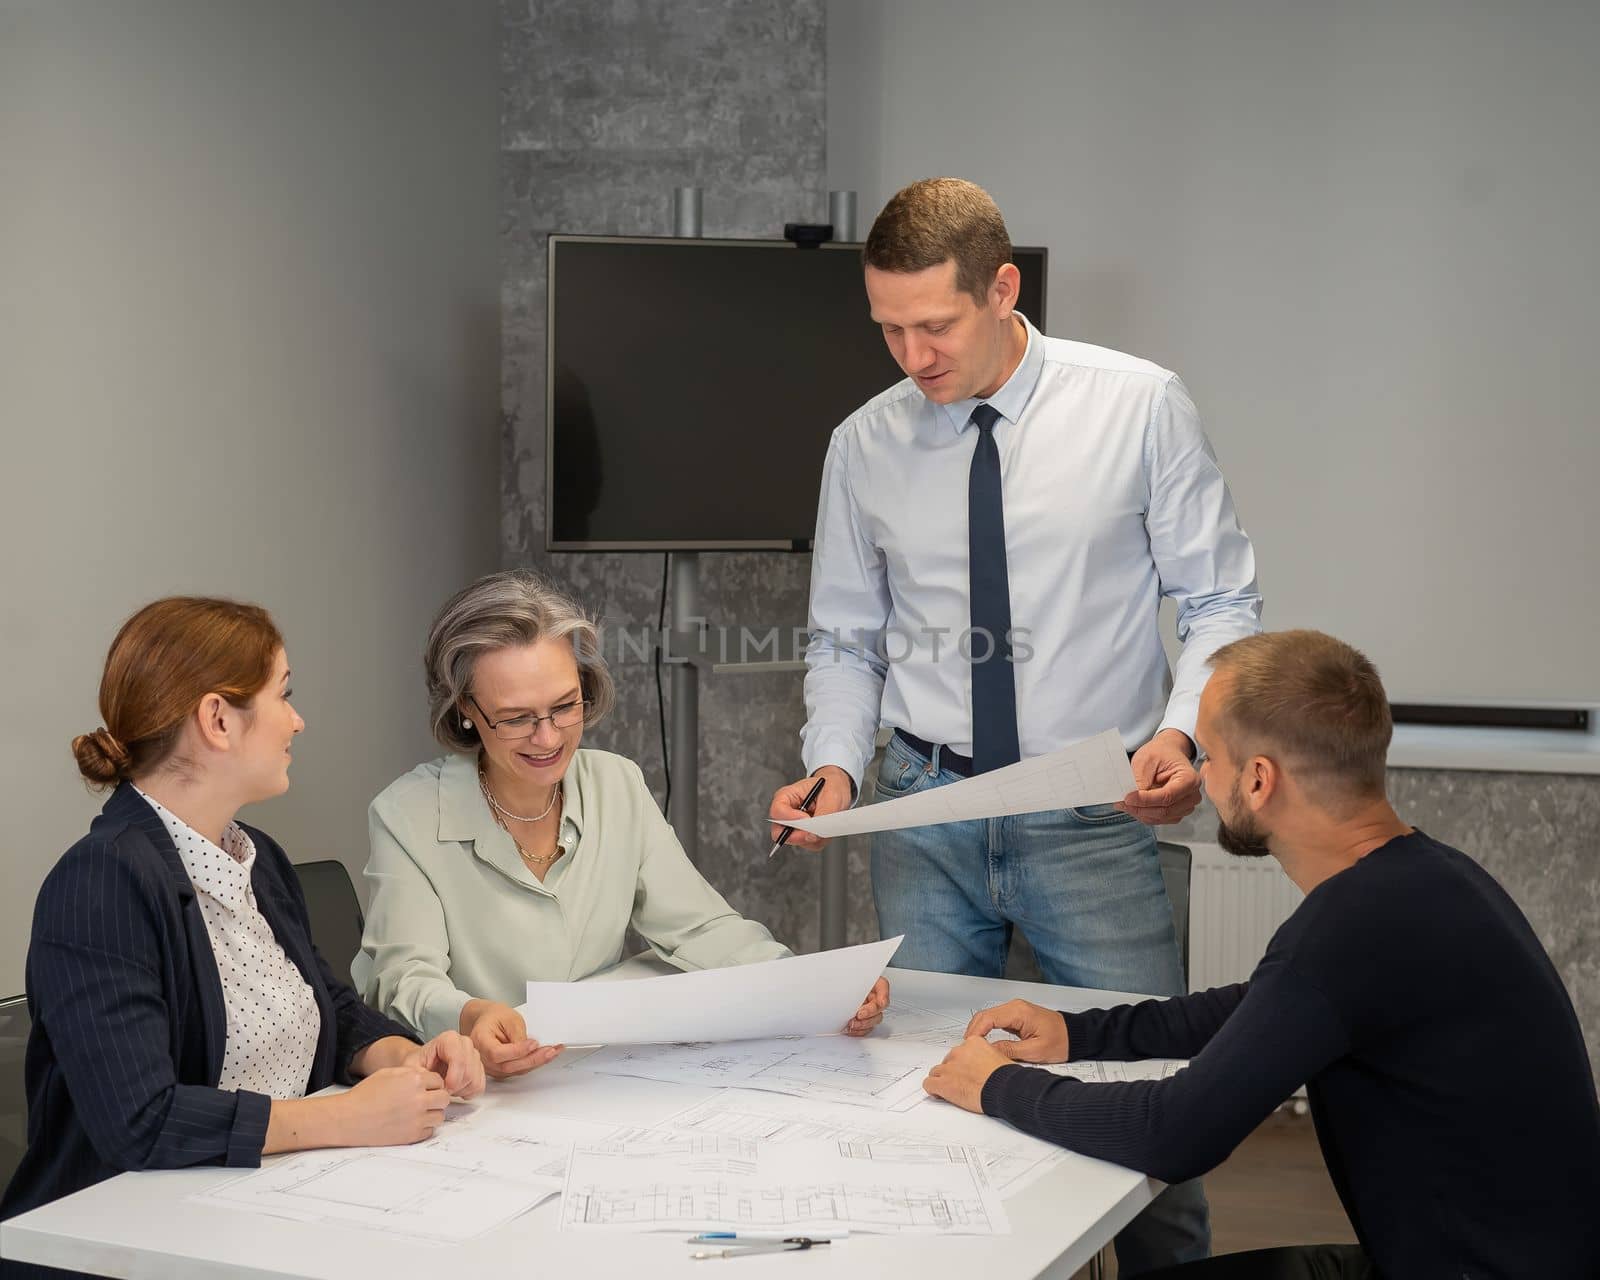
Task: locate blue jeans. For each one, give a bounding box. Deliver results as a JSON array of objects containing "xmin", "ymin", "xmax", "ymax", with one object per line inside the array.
[{"xmin": 871, "ymin": 732, "xmax": 1211, "ymax": 1275}]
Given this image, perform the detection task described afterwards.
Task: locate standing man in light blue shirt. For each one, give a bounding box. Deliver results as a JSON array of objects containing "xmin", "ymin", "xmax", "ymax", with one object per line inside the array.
[{"xmin": 768, "ymin": 178, "xmax": 1261, "ymax": 1273}]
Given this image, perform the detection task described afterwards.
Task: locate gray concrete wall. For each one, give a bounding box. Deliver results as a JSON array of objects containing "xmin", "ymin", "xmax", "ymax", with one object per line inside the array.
[
  {"xmin": 499, "ymin": 0, "xmax": 847, "ymax": 954},
  {"xmin": 0, "ymin": 0, "xmax": 501, "ymax": 994}
]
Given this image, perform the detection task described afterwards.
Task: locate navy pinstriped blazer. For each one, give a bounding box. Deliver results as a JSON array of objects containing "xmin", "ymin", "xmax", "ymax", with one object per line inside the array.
[{"xmin": 0, "ymin": 783, "xmax": 414, "ymax": 1259}]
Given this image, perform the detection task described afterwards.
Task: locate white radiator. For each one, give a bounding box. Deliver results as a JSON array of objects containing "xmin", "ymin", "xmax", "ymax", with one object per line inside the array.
[{"xmin": 1186, "ymin": 842, "xmax": 1303, "ymax": 994}]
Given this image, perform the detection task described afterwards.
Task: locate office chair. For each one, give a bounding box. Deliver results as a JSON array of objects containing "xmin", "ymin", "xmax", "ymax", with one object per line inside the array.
[
  {"xmin": 1156, "ymin": 840, "xmax": 1193, "ymax": 990},
  {"xmin": 0, "ymin": 992, "xmax": 29, "ymax": 1191},
  {"xmin": 291, "ymin": 860, "xmax": 366, "ymax": 989}
]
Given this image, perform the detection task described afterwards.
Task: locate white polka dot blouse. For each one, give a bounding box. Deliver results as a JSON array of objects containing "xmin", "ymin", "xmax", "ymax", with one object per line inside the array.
[{"xmin": 133, "ymin": 787, "xmax": 322, "ymax": 1099}]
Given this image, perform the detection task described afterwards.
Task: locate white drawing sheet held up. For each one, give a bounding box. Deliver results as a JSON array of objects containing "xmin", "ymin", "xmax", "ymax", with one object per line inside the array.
[
  {"xmin": 523, "ymin": 935, "xmax": 901, "ymax": 1046},
  {"xmin": 582, "ymin": 1029, "xmax": 936, "ymax": 1111},
  {"xmin": 774, "ymin": 729, "xmax": 1137, "ymax": 840},
  {"xmin": 559, "ymin": 1127, "xmax": 1008, "ymax": 1235}
]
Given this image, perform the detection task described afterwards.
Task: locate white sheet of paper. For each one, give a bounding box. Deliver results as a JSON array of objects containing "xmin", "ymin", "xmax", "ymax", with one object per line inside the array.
[
  {"xmin": 523, "ymin": 935, "xmax": 901, "ymax": 1046},
  {"xmin": 412, "ymin": 1107, "xmax": 617, "ymax": 1180},
  {"xmin": 583, "ymin": 1030, "xmax": 936, "ymax": 1111},
  {"xmin": 188, "ymin": 1107, "xmax": 602, "ymax": 1243},
  {"xmin": 870, "ymin": 1000, "xmax": 976, "ymax": 1051},
  {"xmin": 660, "ymin": 1089, "xmax": 1067, "ymax": 1198},
  {"xmin": 775, "ymin": 729, "xmax": 1138, "ymax": 839},
  {"xmin": 1040, "ymin": 1058, "xmax": 1189, "ymax": 1083},
  {"xmin": 559, "ymin": 1128, "xmax": 1008, "ymax": 1235},
  {"xmin": 874, "ymin": 1000, "xmax": 972, "ymax": 1036}
]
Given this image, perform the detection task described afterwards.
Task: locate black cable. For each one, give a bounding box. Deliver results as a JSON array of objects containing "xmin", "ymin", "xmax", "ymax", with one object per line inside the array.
[{"xmin": 654, "ymin": 551, "xmax": 672, "ymax": 817}]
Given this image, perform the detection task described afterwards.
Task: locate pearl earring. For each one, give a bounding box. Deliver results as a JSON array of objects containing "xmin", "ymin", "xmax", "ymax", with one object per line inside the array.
[{"xmin": 462, "ymin": 717, "xmax": 473, "ymax": 728}]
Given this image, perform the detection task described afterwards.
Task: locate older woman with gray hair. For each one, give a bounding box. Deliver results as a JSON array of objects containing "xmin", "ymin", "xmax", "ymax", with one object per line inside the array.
[{"xmin": 354, "ymin": 571, "xmax": 890, "ymax": 1079}]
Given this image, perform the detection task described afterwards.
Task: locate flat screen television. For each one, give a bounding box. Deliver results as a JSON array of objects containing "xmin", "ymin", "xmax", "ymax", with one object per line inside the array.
[{"xmin": 546, "ymin": 235, "xmax": 1049, "ymax": 552}]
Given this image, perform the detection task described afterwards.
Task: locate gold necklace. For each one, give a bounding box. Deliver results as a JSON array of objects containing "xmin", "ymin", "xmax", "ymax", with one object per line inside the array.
[
  {"xmin": 479, "ymin": 768, "xmax": 564, "ymax": 867},
  {"xmin": 479, "ymin": 767, "xmax": 560, "ymax": 822}
]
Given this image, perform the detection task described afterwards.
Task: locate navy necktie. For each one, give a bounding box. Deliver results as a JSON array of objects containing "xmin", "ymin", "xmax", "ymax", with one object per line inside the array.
[{"xmin": 968, "ymin": 402, "xmax": 1021, "ymax": 773}]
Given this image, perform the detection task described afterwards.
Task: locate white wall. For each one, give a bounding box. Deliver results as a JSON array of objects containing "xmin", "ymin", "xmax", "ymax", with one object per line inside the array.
[
  {"xmin": 0, "ymin": 0, "xmax": 500, "ymax": 993},
  {"xmin": 828, "ymin": 0, "xmax": 1600, "ymax": 707}
]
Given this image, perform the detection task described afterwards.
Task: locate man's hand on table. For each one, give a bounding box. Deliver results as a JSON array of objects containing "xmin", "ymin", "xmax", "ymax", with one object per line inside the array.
[
  {"xmin": 923, "ymin": 1036, "xmax": 1014, "ymax": 1113},
  {"xmin": 924, "ymin": 998, "xmax": 1071, "ymax": 1113},
  {"xmin": 963, "ymin": 998, "xmax": 1071, "ymax": 1063}
]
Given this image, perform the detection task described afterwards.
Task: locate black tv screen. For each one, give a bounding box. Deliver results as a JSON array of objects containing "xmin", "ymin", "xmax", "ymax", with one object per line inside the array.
[{"xmin": 546, "ymin": 235, "xmax": 1049, "ymax": 551}]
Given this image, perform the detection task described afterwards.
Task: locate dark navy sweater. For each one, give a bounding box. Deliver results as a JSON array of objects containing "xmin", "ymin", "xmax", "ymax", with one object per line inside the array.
[{"xmin": 982, "ymin": 831, "xmax": 1600, "ymax": 1279}]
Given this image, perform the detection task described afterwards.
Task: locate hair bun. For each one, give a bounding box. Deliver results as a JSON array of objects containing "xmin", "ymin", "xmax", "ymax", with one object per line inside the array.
[{"xmin": 73, "ymin": 727, "xmax": 132, "ymax": 786}]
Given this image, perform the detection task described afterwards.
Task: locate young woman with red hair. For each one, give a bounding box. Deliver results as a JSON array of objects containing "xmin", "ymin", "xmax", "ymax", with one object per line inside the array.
[{"xmin": 0, "ymin": 598, "xmax": 483, "ymax": 1266}]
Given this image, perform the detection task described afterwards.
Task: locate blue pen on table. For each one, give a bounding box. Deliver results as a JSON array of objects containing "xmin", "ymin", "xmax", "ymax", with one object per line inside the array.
[
  {"xmin": 768, "ymin": 775, "xmax": 827, "ymax": 859},
  {"xmin": 689, "ymin": 1232, "xmax": 848, "ymax": 1243}
]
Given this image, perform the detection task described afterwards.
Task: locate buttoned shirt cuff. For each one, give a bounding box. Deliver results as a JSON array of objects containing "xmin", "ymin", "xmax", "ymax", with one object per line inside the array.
[
  {"xmin": 422, "ymin": 985, "xmax": 475, "ymax": 1042},
  {"xmin": 812, "ymin": 765, "xmax": 858, "ymax": 804},
  {"xmin": 802, "ymin": 739, "xmax": 869, "ymax": 804},
  {"xmin": 1156, "ymin": 703, "xmax": 1200, "ymax": 755}
]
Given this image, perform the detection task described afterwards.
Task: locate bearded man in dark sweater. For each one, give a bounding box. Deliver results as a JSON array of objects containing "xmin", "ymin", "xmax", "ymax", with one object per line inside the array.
[{"xmin": 924, "ymin": 629, "xmax": 1600, "ymax": 1279}]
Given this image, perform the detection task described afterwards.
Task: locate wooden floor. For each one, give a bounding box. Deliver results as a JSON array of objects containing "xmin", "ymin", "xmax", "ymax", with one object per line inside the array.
[{"xmin": 1072, "ymin": 1108, "xmax": 1356, "ymax": 1277}]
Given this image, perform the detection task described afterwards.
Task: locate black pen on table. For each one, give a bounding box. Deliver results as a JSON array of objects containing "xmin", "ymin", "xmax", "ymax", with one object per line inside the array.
[
  {"xmin": 768, "ymin": 775, "xmax": 826, "ymax": 859},
  {"xmin": 690, "ymin": 1236, "xmax": 834, "ymax": 1260}
]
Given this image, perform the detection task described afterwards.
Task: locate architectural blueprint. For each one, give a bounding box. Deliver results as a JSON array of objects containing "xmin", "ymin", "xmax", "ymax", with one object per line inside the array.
[
  {"xmin": 660, "ymin": 1089, "xmax": 1067, "ymax": 1196},
  {"xmin": 1041, "ymin": 1059, "xmax": 1189, "ymax": 1083},
  {"xmin": 581, "ymin": 1030, "xmax": 936, "ymax": 1111},
  {"xmin": 559, "ymin": 1128, "xmax": 1008, "ymax": 1235},
  {"xmin": 191, "ymin": 1109, "xmax": 612, "ymax": 1243},
  {"xmin": 871, "ymin": 1000, "xmax": 974, "ymax": 1051}
]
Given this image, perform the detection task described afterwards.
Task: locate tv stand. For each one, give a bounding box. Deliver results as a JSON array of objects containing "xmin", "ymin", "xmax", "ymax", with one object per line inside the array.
[
  {"xmin": 656, "ymin": 185, "xmax": 848, "ymax": 951},
  {"xmin": 663, "ymin": 553, "xmax": 848, "ymax": 951}
]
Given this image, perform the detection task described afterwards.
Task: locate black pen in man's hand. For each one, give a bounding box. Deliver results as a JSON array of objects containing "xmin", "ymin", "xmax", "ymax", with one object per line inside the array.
[{"xmin": 768, "ymin": 775, "xmax": 826, "ymax": 859}]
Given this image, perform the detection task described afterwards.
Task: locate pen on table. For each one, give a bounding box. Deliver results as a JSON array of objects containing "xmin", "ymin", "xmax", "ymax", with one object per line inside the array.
[
  {"xmin": 689, "ymin": 1232, "xmax": 848, "ymax": 1243},
  {"xmin": 690, "ymin": 1237, "xmax": 836, "ymax": 1260},
  {"xmin": 768, "ymin": 775, "xmax": 826, "ymax": 859}
]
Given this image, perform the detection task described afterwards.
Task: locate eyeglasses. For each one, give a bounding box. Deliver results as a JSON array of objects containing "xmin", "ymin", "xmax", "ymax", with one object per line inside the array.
[{"xmin": 467, "ymin": 693, "xmax": 590, "ymax": 740}]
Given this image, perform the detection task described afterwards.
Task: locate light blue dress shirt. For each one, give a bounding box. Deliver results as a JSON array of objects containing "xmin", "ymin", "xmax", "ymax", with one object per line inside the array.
[{"xmin": 802, "ymin": 316, "xmax": 1262, "ymax": 788}]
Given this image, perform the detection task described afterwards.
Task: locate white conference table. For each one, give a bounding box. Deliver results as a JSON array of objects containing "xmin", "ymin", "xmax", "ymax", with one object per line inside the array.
[{"xmin": 1, "ymin": 965, "xmax": 1159, "ymax": 1279}]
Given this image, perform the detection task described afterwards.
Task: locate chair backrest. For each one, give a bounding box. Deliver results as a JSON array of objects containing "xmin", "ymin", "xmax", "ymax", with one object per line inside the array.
[
  {"xmin": 0, "ymin": 992, "xmax": 30, "ymax": 1192},
  {"xmin": 1156, "ymin": 841, "xmax": 1193, "ymax": 991},
  {"xmin": 291, "ymin": 860, "xmax": 366, "ymax": 990}
]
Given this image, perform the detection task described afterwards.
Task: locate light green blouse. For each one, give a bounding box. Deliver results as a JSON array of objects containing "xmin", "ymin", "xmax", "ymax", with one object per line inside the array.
[{"xmin": 353, "ymin": 749, "xmax": 791, "ymax": 1039}]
